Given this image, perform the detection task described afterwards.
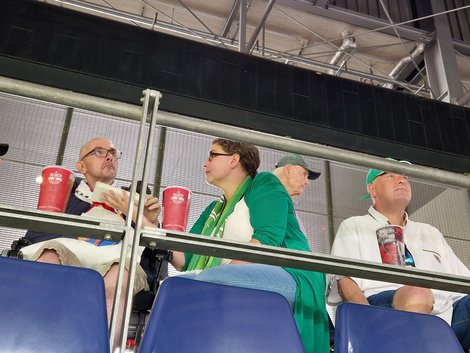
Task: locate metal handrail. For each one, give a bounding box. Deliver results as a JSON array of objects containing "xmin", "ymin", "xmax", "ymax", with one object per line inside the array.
[
  {"xmin": 0, "ymin": 76, "xmax": 142, "ymax": 121},
  {"xmin": 154, "ymin": 111, "xmax": 470, "ymax": 189},
  {"xmin": 140, "ymin": 228, "xmax": 470, "ymax": 295},
  {"xmin": 0, "ymin": 203, "xmax": 124, "ymax": 240},
  {"xmin": 1, "ymin": 76, "xmax": 468, "ymax": 189},
  {"xmin": 2, "ymin": 202, "xmax": 469, "ymax": 295},
  {"xmin": 2, "ymin": 200, "xmax": 470, "ymax": 295}
]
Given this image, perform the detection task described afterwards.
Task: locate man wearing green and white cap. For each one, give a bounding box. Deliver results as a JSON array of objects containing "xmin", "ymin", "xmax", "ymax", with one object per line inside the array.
[
  {"xmin": 328, "ymin": 160, "xmax": 470, "ymax": 350},
  {"xmin": 273, "ymin": 153, "xmax": 320, "ymax": 235}
]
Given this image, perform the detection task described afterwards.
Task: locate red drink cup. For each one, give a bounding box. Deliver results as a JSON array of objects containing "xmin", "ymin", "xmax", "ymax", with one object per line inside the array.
[
  {"xmin": 37, "ymin": 166, "xmax": 75, "ymax": 213},
  {"xmin": 162, "ymin": 186, "xmax": 191, "ymax": 232},
  {"xmin": 376, "ymin": 225, "xmax": 405, "ymax": 266}
]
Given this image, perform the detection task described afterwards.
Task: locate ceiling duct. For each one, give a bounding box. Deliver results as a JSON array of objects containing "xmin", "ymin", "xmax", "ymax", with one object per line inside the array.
[
  {"xmin": 327, "ymin": 30, "xmax": 357, "ymax": 75},
  {"xmin": 384, "ymin": 42, "xmax": 426, "ymax": 89}
]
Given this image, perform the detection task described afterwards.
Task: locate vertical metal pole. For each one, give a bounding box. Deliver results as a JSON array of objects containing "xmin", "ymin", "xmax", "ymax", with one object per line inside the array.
[
  {"xmin": 239, "ymin": 0, "xmax": 247, "ymax": 53},
  {"xmin": 119, "ymin": 90, "xmax": 162, "ymax": 352},
  {"xmin": 324, "ymin": 160, "xmax": 335, "ymax": 249},
  {"xmin": 153, "ymin": 126, "xmax": 167, "ymax": 197},
  {"xmin": 109, "ymin": 90, "xmax": 153, "ymax": 351},
  {"xmin": 467, "ymin": 174, "xmax": 470, "ymax": 208},
  {"xmin": 55, "ymin": 107, "xmax": 73, "ymax": 165},
  {"xmin": 262, "ymin": 24, "xmax": 265, "ymax": 56},
  {"xmin": 424, "ymin": 0, "xmax": 463, "ymax": 103}
]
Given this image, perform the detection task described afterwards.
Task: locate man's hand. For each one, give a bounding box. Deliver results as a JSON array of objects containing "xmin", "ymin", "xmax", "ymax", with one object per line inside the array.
[
  {"xmin": 101, "ymin": 190, "xmax": 161, "ymax": 225},
  {"xmin": 143, "ymin": 194, "xmax": 161, "ymax": 225},
  {"xmin": 101, "ymin": 189, "xmax": 129, "ymax": 214}
]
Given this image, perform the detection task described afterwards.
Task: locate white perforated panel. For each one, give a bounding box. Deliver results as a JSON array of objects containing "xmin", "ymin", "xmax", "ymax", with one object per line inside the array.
[{"xmin": 1, "ymin": 91, "xmax": 470, "ymax": 270}]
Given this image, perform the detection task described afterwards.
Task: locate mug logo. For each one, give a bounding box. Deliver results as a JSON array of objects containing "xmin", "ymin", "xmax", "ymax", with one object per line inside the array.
[
  {"xmin": 171, "ymin": 191, "xmax": 185, "ymax": 204},
  {"xmin": 48, "ymin": 172, "xmax": 63, "ymax": 185}
]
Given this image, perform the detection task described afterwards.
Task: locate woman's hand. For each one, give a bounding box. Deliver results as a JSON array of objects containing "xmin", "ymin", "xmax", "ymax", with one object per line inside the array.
[{"xmin": 228, "ymin": 238, "xmax": 261, "ymax": 264}]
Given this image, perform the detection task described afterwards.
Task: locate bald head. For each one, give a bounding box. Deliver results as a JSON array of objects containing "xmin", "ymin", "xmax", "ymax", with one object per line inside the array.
[
  {"xmin": 79, "ymin": 137, "xmax": 111, "ymax": 160},
  {"xmin": 76, "ymin": 137, "xmax": 118, "ymax": 189}
]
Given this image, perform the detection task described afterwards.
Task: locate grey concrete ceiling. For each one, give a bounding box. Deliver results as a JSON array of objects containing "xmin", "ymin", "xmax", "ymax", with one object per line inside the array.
[{"xmin": 46, "ymin": 0, "xmax": 470, "ymax": 103}]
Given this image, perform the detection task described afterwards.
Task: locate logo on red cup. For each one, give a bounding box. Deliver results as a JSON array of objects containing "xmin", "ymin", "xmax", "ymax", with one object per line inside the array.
[
  {"xmin": 170, "ymin": 191, "xmax": 185, "ymax": 204},
  {"xmin": 47, "ymin": 172, "xmax": 63, "ymax": 185}
]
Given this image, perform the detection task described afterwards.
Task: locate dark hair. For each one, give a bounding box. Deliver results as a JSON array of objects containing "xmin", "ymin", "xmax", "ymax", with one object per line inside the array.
[{"xmin": 212, "ymin": 138, "xmax": 260, "ymax": 178}]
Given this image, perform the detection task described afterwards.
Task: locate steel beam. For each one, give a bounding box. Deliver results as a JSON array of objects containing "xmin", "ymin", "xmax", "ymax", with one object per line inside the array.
[
  {"xmin": 247, "ymin": 0, "xmax": 276, "ymax": 52},
  {"xmin": 221, "ymin": 0, "xmax": 241, "ymax": 37},
  {"xmin": 424, "ymin": 0, "xmax": 464, "ymax": 103},
  {"xmin": 277, "ymin": 0, "xmax": 434, "ymax": 43}
]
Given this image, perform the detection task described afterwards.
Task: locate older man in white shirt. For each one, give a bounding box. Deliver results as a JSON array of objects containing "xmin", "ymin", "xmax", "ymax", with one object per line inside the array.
[{"xmin": 329, "ymin": 161, "xmax": 470, "ymax": 350}]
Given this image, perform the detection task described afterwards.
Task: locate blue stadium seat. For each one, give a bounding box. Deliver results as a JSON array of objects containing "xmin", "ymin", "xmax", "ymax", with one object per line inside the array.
[
  {"xmin": 0, "ymin": 257, "xmax": 109, "ymax": 353},
  {"xmin": 138, "ymin": 276, "xmax": 305, "ymax": 353},
  {"xmin": 334, "ymin": 302, "xmax": 464, "ymax": 353}
]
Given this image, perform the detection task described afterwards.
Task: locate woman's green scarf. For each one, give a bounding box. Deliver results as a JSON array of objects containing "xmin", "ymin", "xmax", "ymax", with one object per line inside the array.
[{"xmin": 186, "ymin": 176, "xmax": 252, "ymax": 271}]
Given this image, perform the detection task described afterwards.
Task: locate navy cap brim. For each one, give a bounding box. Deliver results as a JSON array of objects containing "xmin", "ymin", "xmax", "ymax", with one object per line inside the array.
[
  {"xmin": 0, "ymin": 144, "xmax": 8, "ymax": 157},
  {"xmin": 308, "ymin": 170, "xmax": 321, "ymax": 180}
]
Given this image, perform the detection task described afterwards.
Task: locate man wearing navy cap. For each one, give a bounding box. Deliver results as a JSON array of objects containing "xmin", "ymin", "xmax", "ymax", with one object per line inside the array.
[
  {"xmin": 273, "ymin": 153, "xmax": 320, "ymax": 235},
  {"xmin": 273, "ymin": 153, "xmax": 320, "ymax": 197},
  {"xmin": 328, "ymin": 160, "xmax": 470, "ymax": 350}
]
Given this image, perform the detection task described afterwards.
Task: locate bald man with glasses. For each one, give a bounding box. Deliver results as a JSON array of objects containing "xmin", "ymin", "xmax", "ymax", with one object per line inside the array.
[{"xmin": 21, "ymin": 137, "xmax": 160, "ymax": 350}]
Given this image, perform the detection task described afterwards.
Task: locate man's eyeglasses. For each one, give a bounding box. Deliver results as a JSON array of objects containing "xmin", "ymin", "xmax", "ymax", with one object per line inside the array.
[
  {"xmin": 80, "ymin": 147, "xmax": 122, "ymax": 161},
  {"xmin": 404, "ymin": 245, "xmax": 416, "ymax": 267},
  {"xmin": 208, "ymin": 152, "xmax": 233, "ymax": 161}
]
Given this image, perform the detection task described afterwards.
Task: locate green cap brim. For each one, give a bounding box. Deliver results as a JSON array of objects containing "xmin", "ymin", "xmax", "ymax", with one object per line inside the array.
[{"xmin": 362, "ymin": 158, "xmax": 411, "ymax": 200}]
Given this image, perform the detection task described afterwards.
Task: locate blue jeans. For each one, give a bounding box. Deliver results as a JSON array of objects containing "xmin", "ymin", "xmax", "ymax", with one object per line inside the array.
[
  {"xmin": 368, "ymin": 290, "xmax": 470, "ymax": 350},
  {"xmin": 177, "ymin": 264, "xmax": 297, "ymax": 308},
  {"xmin": 452, "ymin": 295, "xmax": 470, "ymax": 349},
  {"xmin": 367, "ymin": 290, "xmax": 395, "ymax": 308}
]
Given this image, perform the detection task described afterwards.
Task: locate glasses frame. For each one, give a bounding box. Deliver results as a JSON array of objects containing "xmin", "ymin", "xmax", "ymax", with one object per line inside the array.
[
  {"xmin": 80, "ymin": 147, "xmax": 122, "ymax": 161},
  {"xmin": 208, "ymin": 151, "xmax": 233, "ymax": 161}
]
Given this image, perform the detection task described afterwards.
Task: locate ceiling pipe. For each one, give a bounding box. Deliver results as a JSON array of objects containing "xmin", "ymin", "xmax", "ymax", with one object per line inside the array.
[
  {"xmin": 327, "ymin": 30, "xmax": 357, "ymax": 75},
  {"xmin": 383, "ymin": 42, "xmax": 426, "ymax": 89}
]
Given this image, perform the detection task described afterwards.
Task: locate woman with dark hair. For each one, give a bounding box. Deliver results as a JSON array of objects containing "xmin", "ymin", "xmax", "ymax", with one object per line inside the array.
[{"xmin": 103, "ymin": 138, "xmax": 329, "ymax": 353}]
